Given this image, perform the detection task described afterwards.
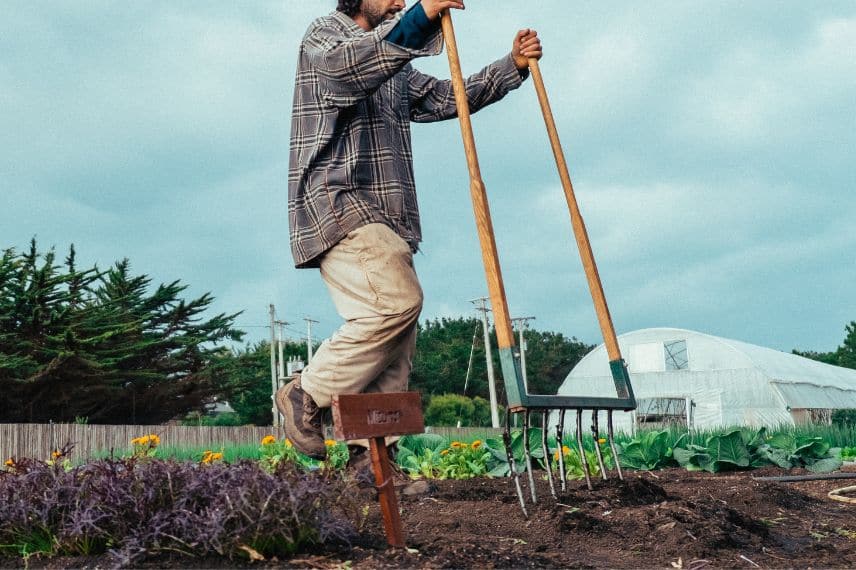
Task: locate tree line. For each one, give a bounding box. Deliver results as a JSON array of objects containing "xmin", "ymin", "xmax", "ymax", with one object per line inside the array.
[{"xmin": 2, "ymin": 241, "xmax": 854, "ymax": 426}]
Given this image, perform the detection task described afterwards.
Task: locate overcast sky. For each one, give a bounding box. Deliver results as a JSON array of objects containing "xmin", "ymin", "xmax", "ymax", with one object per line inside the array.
[{"xmin": 2, "ymin": 2, "xmax": 854, "ymax": 356}]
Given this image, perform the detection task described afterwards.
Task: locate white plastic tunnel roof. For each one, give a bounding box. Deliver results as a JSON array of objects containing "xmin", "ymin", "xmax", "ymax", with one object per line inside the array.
[{"xmin": 560, "ymin": 327, "xmax": 856, "ymax": 410}]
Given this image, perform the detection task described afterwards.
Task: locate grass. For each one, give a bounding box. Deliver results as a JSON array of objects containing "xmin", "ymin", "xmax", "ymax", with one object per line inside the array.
[{"xmin": 90, "ymin": 442, "xmax": 263, "ymax": 463}]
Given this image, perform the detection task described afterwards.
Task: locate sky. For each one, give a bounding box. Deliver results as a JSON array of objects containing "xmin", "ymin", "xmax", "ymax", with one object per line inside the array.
[{"xmin": 2, "ymin": 1, "xmax": 855, "ymax": 356}]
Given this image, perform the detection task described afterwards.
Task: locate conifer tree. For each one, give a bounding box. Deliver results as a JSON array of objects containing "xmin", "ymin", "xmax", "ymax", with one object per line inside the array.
[{"xmin": 0, "ymin": 240, "xmax": 243, "ymax": 424}]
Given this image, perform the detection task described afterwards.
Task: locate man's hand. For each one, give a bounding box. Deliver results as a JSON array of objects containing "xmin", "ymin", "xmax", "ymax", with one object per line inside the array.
[
  {"xmin": 420, "ymin": 0, "xmax": 465, "ymax": 21},
  {"xmin": 512, "ymin": 29, "xmax": 542, "ymax": 70}
]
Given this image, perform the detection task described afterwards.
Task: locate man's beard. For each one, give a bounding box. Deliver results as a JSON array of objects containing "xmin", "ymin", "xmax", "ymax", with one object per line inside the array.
[{"xmin": 362, "ymin": 4, "xmax": 399, "ymax": 29}]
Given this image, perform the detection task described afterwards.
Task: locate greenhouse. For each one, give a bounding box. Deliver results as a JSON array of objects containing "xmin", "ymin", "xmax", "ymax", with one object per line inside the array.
[{"xmin": 557, "ymin": 327, "xmax": 856, "ymax": 431}]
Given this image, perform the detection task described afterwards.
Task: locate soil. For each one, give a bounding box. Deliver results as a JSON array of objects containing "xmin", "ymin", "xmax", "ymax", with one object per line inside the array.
[{"xmin": 6, "ymin": 466, "xmax": 856, "ymax": 569}]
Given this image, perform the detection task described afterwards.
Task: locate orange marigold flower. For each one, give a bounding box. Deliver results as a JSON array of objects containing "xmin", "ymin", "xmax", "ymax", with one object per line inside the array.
[
  {"xmin": 284, "ymin": 438, "xmax": 293, "ymax": 448},
  {"xmin": 451, "ymin": 441, "xmax": 462, "ymax": 448},
  {"xmin": 4, "ymin": 458, "xmax": 14, "ymax": 467},
  {"xmin": 561, "ymin": 445, "xmax": 571, "ymax": 455},
  {"xmin": 440, "ymin": 449, "xmax": 449, "ymax": 456},
  {"xmin": 324, "ymin": 439, "xmax": 337, "ymax": 447},
  {"xmin": 471, "ymin": 440, "xmax": 482, "ymax": 449},
  {"xmin": 261, "ymin": 435, "xmax": 276, "ymax": 445},
  {"xmin": 149, "ymin": 434, "xmax": 161, "ymax": 446},
  {"xmin": 51, "ymin": 450, "xmax": 62, "ymax": 459},
  {"xmin": 598, "ymin": 438, "xmax": 607, "ymax": 445},
  {"xmin": 553, "ymin": 450, "xmax": 560, "ymax": 461}
]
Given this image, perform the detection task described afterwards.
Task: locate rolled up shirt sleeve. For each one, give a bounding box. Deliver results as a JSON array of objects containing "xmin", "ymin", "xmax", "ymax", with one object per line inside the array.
[{"xmin": 407, "ymin": 53, "xmax": 526, "ymax": 123}]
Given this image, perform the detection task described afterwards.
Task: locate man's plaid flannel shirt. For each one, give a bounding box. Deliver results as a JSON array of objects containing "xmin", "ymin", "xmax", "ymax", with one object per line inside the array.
[{"xmin": 288, "ymin": 10, "xmax": 526, "ymax": 268}]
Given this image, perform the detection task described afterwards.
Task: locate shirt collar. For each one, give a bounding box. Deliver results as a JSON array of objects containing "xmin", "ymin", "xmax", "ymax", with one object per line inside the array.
[{"xmin": 330, "ymin": 10, "xmax": 365, "ymax": 36}]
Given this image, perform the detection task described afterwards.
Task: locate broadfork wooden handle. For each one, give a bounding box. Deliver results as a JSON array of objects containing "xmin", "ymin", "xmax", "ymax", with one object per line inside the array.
[
  {"xmin": 440, "ymin": 10, "xmax": 515, "ymax": 350},
  {"xmin": 528, "ymin": 57, "xmax": 624, "ymax": 362}
]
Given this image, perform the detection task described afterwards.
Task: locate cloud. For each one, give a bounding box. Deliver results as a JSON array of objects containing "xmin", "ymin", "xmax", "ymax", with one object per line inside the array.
[{"xmin": 1, "ymin": 1, "xmax": 854, "ymax": 358}]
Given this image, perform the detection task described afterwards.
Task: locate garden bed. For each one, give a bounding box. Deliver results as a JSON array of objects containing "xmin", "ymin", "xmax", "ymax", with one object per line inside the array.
[{"xmin": 6, "ymin": 466, "xmax": 855, "ymax": 569}]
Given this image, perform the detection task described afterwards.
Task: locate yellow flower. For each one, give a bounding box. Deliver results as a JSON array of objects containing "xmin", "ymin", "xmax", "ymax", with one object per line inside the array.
[
  {"xmin": 598, "ymin": 438, "xmax": 607, "ymax": 445},
  {"xmin": 284, "ymin": 438, "xmax": 293, "ymax": 448},
  {"xmin": 440, "ymin": 449, "xmax": 449, "ymax": 456},
  {"xmin": 553, "ymin": 450, "xmax": 560, "ymax": 461},
  {"xmin": 51, "ymin": 450, "xmax": 62, "ymax": 459},
  {"xmin": 451, "ymin": 441, "xmax": 462, "ymax": 448},
  {"xmin": 471, "ymin": 440, "xmax": 482, "ymax": 449},
  {"xmin": 132, "ymin": 435, "xmax": 151, "ymax": 447},
  {"xmin": 561, "ymin": 445, "xmax": 571, "ymax": 455},
  {"xmin": 4, "ymin": 458, "xmax": 14, "ymax": 467},
  {"xmin": 324, "ymin": 439, "xmax": 337, "ymax": 447},
  {"xmin": 261, "ymin": 435, "xmax": 276, "ymax": 445},
  {"xmin": 201, "ymin": 450, "xmax": 220, "ymax": 464},
  {"xmin": 149, "ymin": 434, "xmax": 161, "ymax": 446}
]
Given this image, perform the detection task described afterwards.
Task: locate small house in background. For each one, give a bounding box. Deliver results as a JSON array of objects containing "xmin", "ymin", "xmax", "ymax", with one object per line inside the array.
[{"xmin": 557, "ymin": 327, "xmax": 856, "ymax": 432}]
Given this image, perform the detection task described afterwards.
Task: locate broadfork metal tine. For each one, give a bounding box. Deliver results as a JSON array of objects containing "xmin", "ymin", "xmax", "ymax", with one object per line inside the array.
[
  {"xmin": 504, "ymin": 408, "xmax": 528, "ymax": 518},
  {"xmin": 576, "ymin": 410, "xmax": 593, "ymax": 491},
  {"xmin": 523, "ymin": 410, "xmax": 537, "ymax": 504},
  {"xmin": 542, "ymin": 410, "xmax": 557, "ymax": 500},
  {"xmin": 557, "ymin": 409, "xmax": 567, "ymax": 492},
  {"xmin": 608, "ymin": 410, "xmax": 624, "ymax": 481},
  {"xmin": 591, "ymin": 409, "xmax": 608, "ymax": 481}
]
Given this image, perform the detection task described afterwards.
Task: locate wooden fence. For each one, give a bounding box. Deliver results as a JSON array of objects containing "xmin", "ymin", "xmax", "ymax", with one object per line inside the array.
[
  {"xmin": 0, "ymin": 423, "xmax": 286, "ymax": 462},
  {"xmin": 1, "ymin": 424, "xmax": 504, "ymax": 462}
]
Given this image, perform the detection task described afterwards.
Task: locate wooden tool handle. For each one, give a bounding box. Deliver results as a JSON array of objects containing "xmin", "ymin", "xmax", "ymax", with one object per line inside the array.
[
  {"xmin": 528, "ymin": 57, "xmax": 623, "ymax": 362},
  {"xmin": 440, "ymin": 10, "xmax": 515, "ymax": 350}
]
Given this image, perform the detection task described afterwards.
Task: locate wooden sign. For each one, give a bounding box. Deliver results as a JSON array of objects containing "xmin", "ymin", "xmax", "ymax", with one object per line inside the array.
[
  {"xmin": 331, "ymin": 391, "xmax": 425, "ymax": 548},
  {"xmin": 331, "ymin": 392, "xmax": 424, "ymax": 441}
]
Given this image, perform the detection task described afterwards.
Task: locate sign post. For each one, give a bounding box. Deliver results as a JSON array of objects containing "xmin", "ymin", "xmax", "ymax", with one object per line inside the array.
[{"xmin": 331, "ymin": 392, "xmax": 424, "ymax": 548}]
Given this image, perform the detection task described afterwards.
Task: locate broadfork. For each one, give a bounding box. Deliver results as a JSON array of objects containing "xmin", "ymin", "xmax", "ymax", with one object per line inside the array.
[{"xmin": 439, "ymin": 12, "xmax": 636, "ymax": 516}]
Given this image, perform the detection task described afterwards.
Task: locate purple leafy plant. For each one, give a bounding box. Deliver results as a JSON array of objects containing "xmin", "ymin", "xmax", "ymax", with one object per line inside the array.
[{"xmin": 0, "ymin": 454, "xmax": 360, "ymax": 567}]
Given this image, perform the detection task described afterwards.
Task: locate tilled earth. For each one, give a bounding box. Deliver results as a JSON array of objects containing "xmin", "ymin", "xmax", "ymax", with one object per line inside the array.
[{"xmin": 7, "ymin": 466, "xmax": 856, "ymax": 569}]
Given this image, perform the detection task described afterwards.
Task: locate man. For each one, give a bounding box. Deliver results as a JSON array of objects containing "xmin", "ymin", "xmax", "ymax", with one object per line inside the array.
[{"xmin": 280, "ymin": 0, "xmax": 542, "ymax": 459}]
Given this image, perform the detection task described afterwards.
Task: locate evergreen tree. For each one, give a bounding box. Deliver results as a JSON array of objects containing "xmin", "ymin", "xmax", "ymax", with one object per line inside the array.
[
  {"xmin": 0, "ymin": 240, "xmax": 243, "ymax": 424},
  {"xmin": 794, "ymin": 321, "xmax": 856, "ymax": 370}
]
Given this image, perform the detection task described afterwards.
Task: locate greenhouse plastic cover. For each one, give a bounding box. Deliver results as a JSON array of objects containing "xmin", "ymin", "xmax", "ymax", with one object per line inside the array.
[{"xmin": 557, "ymin": 328, "xmax": 856, "ymax": 430}]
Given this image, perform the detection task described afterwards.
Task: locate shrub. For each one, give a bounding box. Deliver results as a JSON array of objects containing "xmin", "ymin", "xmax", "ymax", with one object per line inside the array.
[
  {"xmin": 424, "ymin": 394, "xmax": 474, "ymax": 426},
  {"xmin": 424, "ymin": 393, "xmax": 503, "ymax": 427},
  {"xmin": 0, "ymin": 455, "xmax": 360, "ymax": 565},
  {"xmin": 832, "ymin": 409, "xmax": 856, "ymax": 428}
]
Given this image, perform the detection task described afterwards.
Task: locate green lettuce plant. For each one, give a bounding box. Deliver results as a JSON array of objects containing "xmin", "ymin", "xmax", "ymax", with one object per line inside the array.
[
  {"xmin": 617, "ymin": 430, "xmax": 680, "ymax": 470},
  {"xmin": 761, "ymin": 432, "xmax": 843, "ymax": 473},
  {"xmin": 673, "ymin": 428, "xmax": 843, "ymax": 473},
  {"xmin": 483, "ymin": 429, "xmax": 545, "ymax": 477},
  {"xmin": 396, "ymin": 433, "xmax": 449, "ymax": 478}
]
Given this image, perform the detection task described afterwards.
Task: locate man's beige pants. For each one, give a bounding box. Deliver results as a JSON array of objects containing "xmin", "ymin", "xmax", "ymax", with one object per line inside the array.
[{"xmin": 300, "ymin": 224, "xmax": 423, "ymax": 421}]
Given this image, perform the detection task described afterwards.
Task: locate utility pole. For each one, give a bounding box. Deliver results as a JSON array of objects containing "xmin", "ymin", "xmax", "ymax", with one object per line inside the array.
[
  {"xmin": 470, "ymin": 297, "xmax": 500, "ymax": 428},
  {"xmin": 511, "ymin": 316, "xmax": 536, "ymax": 392},
  {"xmin": 304, "ymin": 317, "xmax": 319, "ymax": 362},
  {"xmin": 275, "ymin": 320, "xmax": 289, "ymax": 382},
  {"xmin": 268, "ymin": 304, "xmax": 279, "ymax": 428}
]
